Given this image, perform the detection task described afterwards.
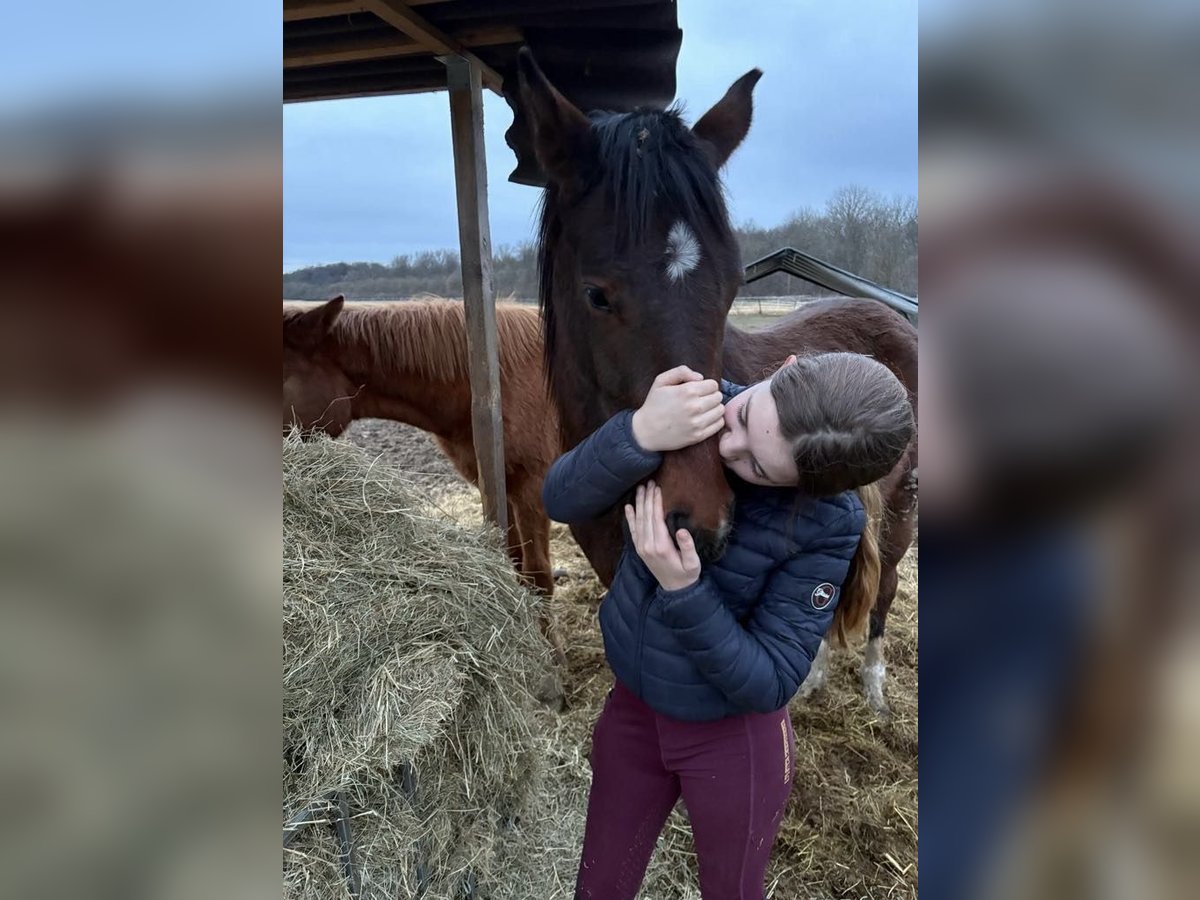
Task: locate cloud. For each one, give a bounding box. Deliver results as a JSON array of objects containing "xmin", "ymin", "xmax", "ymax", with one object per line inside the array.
[{"xmin": 283, "ymin": 1, "xmax": 917, "ymax": 269}]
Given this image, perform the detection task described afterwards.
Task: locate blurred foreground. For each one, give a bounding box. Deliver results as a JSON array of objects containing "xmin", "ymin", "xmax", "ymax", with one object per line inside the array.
[{"xmin": 920, "ymin": 2, "xmax": 1200, "ymax": 898}]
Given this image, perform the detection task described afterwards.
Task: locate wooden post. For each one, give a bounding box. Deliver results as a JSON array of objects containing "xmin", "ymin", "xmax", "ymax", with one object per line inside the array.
[{"xmin": 445, "ymin": 55, "xmax": 508, "ymax": 534}]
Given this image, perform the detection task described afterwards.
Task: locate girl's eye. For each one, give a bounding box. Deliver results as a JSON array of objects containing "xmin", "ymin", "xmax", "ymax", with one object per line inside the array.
[{"xmin": 583, "ymin": 285, "xmax": 612, "ymax": 312}]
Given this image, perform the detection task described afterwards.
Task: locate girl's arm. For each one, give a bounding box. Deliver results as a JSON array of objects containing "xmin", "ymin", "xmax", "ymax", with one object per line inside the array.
[
  {"xmin": 541, "ymin": 409, "xmax": 662, "ymax": 523},
  {"xmin": 541, "ymin": 367, "xmax": 724, "ymax": 523}
]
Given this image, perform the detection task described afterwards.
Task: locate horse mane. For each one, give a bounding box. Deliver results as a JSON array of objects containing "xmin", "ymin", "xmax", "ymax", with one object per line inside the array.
[
  {"xmin": 536, "ymin": 106, "xmax": 734, "ymax": 399},
  {"xmin": 586, "ymin": 107, "xmax": 732, "ymax": 249},
  {"xmin": 284, "ymin": 298, "xmax": 543, "ymax": 384}
]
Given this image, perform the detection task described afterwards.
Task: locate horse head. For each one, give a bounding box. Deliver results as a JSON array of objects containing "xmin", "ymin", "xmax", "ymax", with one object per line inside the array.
[
  {"xmin": 283, "ymin": 295, "xmax": 356, "ymax": 437},
  {"xmin": 517, "ymin": 48, "xmax": 761, "ymax": 560}
]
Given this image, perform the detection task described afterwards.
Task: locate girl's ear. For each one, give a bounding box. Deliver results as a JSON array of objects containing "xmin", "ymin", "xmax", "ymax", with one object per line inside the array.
[{"xmin": 773, "ymin": 354, "xmax": 798, "ymax": 375}]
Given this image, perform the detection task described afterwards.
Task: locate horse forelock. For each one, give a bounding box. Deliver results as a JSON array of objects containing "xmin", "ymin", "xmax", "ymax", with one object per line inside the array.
[{"xmin": 588, "ymin": 106, "xmax": 732, "ymax": 251}]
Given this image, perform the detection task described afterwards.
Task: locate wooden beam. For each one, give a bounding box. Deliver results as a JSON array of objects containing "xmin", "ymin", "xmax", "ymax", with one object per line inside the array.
[
  {"xmin": 445, "ymin": 56, "xmax": 508, "ymax": 534},
  {"xmin": 283, "ymin": 1, "xmax": 365, "ymax": 22},
  {"xmin": 285, "ymin": 25, "xmax": 520, "ymax": 69},
  {"xmin": 362, "ymin": 0, "xmax": 504, "ymax": 92},
  {"xmin": 284, "ymin": 80, "xmax": 446, "ymax": 103},
  {"xmin": 283, "ymin": 0, "xmax": 442, "ymax": 22},
  {"xmin": 286, "ymin": 34, "xmax": 416, "ymax": 69}
]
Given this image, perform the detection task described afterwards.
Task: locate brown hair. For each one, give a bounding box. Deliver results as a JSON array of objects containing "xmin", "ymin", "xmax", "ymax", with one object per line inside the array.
[{"xmin": 770, "ymin": 352, "xmax": 914, "ymax": 646}]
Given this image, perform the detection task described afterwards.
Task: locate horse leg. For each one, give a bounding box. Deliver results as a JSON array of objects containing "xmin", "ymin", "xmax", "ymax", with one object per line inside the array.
[
  {"xmin": 505, "ymin": 497, "xmax": 563, "ymax": 673},
  {"xmin": 517, "ymin": 493, "xmax": 556, "ymax": 599},
  {"xmin": 505, "ymin": 498, "xmax": 548, "ymax": 598},
  {"xmin": 863, "ymin": 462, "xmax": 917, "ymax": 717},
  {"xmin": 512, "ymin": 480, "xmax": 567, "ymax": 711},
  {"xmin": 517, "ymin": 491, "xmax": 568, "ymax": 664},
  {"xmin": 523, "ymin": 504, "xmax": 559, "ymax": 602},
  {"xmin": 863, "ymin": 566, "xmax": 899, "ymax": 717},
  {"xmin": 504, "ymin": 500, "xmax": 525, "ymax": 572},
  {"xmin": 798, "ymin": 638, "xmax": 831, "ymax": 699}
]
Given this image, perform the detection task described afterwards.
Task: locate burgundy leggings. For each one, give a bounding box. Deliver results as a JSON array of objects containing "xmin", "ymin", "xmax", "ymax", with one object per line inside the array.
[{"xmin": 575, "ymin": 680, "xmax": 795, "ymax": 900}]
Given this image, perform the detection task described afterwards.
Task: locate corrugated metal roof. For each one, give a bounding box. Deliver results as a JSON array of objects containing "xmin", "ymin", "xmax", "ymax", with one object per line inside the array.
[
  {"xmin": 283, "ymin": 0, "xmax": 681, "ymax": 185},
  {"xmin": 744, "ymin": 248, "xmax": 919, "ymax": 324}
]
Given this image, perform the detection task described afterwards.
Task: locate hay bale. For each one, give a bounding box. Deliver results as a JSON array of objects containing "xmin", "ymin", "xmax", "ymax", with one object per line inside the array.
[{"xmin": 283, "ymin": 435, "xmax": 551, "ymax": 900}]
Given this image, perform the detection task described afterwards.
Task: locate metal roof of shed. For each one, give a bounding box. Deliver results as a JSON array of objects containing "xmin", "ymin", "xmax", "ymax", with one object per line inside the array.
[{"xmin": 283, "ymin": 0, "xmax": 682, "ymax": 184}]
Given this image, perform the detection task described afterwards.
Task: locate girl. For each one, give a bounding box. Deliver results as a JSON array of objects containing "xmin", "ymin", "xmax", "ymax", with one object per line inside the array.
[{"xmin": 542, "ymin": 351, "xmax": 915, "ymax": 899}]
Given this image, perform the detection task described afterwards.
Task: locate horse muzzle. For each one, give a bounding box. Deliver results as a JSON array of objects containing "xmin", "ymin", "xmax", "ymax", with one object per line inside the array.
[
  {"xmin": 666, "ymin": 509, "xmax": 733, "ymax": 563},
  {"xmin": 655, "ymin": 438, "xmax": 735, "ymax": 562}
]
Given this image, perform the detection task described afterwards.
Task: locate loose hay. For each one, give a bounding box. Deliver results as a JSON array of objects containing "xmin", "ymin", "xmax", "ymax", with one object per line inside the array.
[{"xmin": 283, "ymin": 435, "xmax": 552, "ymax": 900}]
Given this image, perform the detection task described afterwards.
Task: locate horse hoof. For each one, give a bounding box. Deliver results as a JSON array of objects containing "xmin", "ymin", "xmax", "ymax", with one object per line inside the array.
[
  {"xmin": 797, "ymin": 675, "xmax": 825, "ymax": 700},
  {"xmin": 798, "ymin": 639, "xmax": 830, "ymax": 700},
  {"xmin": 552, "ymin": 567, "xmax": 569, "ymax": 580},
  {"xmin": 864, "ymin": 679, "xmax": 891, "ymax": 719}
]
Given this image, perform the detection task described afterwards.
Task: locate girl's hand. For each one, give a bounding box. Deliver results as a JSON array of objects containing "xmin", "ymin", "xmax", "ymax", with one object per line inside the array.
[
  {"xmin": 630, "ymin": 366, "xmax": 724, "ymax": 452},
  {"xmin": 624, "ymin": 481, "xmax": 702, "ymax": 592}
]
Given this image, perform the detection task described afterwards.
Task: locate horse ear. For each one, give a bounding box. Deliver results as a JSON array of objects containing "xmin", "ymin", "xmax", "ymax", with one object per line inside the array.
[
  {"xmin": 285, "ymin": 295, "xmax": 344, "ymax": 351},
  {"xmin": 515, "ymin": 47, "xmax": 594, "ymax": 189},
  {"xmin": 691, "ymin": 69, "xmax": 763, "ymax": 169}
]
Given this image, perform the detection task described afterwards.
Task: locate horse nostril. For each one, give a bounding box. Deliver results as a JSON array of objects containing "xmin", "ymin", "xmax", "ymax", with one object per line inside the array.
[{"xmin": 665, "ymin": 511, "xmax": 689, "ymax": 537}]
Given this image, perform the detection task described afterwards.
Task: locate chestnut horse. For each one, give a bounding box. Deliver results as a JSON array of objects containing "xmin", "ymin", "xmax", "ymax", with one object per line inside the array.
[
  {"xmin": 282, "ymin": 296, "xmax": 568, "ymax": 672},
  {"xmin": 516, "ymin": 49, "xmax": 918, "ymax": 713}
]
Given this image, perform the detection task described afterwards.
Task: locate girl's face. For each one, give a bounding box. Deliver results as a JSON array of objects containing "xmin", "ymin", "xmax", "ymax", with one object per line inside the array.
[{"xmin": 718, "ymin": 376, "xmax": 799, "ymax": 487}]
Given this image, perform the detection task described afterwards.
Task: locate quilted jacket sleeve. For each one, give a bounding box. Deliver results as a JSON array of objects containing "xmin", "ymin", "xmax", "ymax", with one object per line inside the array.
[
  {"xmin": 656, "ymin": 504, "xmax": 866, "ymax": 713},
  {"xmin": 720, "ymin": 379, "xmax": 746, "ymax": 402},
  {"xmin": 541, "ymin": 409, "xmax": 663, "ymax": 524}
]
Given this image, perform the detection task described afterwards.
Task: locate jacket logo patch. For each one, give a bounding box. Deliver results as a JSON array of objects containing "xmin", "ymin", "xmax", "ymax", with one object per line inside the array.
[{"xmin": 811, "ymin": 583, "xmax": 836, "ymax": 610}]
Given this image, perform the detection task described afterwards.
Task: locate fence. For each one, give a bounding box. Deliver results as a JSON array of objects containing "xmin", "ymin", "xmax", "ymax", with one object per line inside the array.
[
  {"xmin": 296, "ymin": 295, "xmax": 825, "ymax": 317},
  {"xmin": 729, "ymin": 296, "xmax": 822, "ymax": 317}
]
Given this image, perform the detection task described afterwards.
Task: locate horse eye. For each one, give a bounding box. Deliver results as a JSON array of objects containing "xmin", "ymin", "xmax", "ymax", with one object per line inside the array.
[{"xmin": 583, "ymin": 285, "xmax": 612, "ymax": 312}]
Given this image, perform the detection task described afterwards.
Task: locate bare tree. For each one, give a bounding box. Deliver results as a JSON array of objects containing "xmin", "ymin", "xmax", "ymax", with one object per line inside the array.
[{"xmin": 284, "ymin": 185, "xmax": 919, "ymax": 301}]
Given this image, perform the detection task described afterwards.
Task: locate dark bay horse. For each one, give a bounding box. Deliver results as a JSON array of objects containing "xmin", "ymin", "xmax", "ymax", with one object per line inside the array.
[
  {"xmin": 516, "ymin": 48, "xmax": 918, "ymax": 713},
  {"xmin": 282, "ymin": 296, "xmax": 568, "ymax": 676}
]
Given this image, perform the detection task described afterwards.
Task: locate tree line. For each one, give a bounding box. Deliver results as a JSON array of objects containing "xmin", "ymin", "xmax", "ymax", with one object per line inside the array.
[{"xmin": 284, "ymin": 185, "xmax": 916, "ymax": 301}]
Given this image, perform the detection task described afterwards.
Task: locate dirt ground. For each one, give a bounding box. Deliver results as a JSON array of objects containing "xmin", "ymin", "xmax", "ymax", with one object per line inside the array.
[
  {"xmin": 346, "ymin": 418, "xmax": 919, "ymax": 899},
  {"xmin": 344, "ymin": 420, "xmax": 468, "ymax": 499}
]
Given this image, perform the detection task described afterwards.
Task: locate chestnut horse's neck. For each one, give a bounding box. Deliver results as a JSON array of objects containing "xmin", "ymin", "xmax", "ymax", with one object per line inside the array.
[{"xmin": 325, "ymin": 301, "xmax": 541, "ymax": 437}]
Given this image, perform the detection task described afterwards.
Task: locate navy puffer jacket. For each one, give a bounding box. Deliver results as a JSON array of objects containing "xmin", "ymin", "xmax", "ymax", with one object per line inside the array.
[{"xmin": 542, "ymin": 382, "xmax": 866, "ymax": 722}]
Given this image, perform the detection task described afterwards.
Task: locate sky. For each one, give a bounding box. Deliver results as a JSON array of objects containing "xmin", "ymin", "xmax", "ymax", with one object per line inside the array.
[
  {"xmin": 279, "ymin": 1, "xmax": 918, "ymax": 272},
  {"xmin": 1, "ymin": 2, "xmax": 276, "ymax": 117}
]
